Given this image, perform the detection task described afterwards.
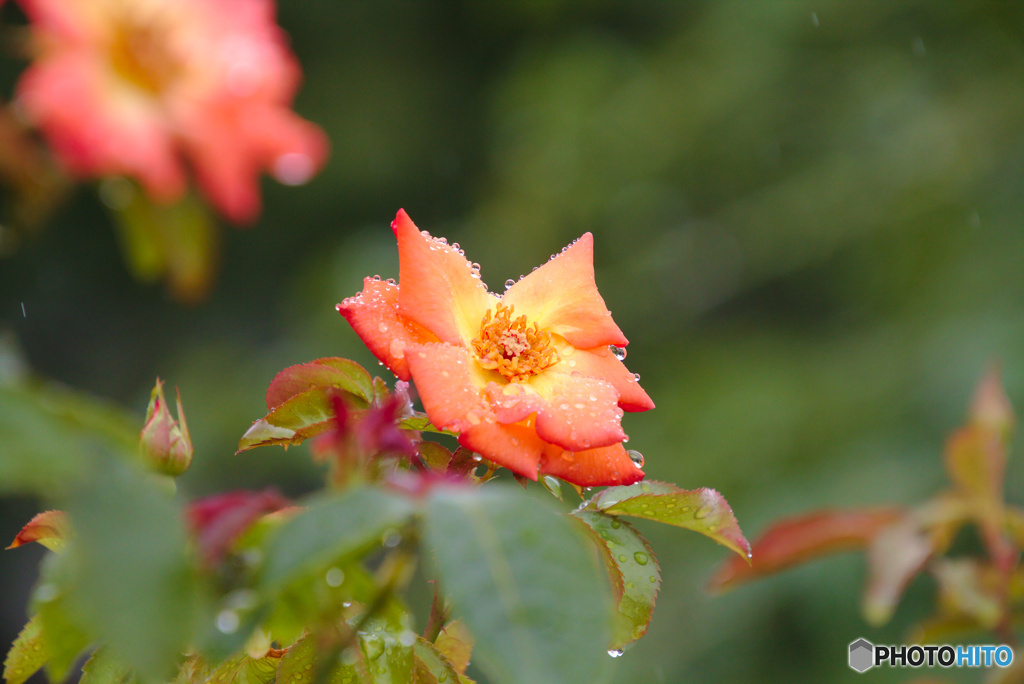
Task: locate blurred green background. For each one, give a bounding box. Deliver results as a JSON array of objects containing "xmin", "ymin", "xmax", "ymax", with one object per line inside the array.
[{"xmin": 3, "ymin": 1, "xmax": 1024, "ymax": 682}]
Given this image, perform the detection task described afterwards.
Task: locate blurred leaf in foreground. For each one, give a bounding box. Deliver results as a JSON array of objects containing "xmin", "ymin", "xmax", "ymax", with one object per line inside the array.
[{"xmin": 423, "ymin": 485, "xmax": 610, "ymax": 684}]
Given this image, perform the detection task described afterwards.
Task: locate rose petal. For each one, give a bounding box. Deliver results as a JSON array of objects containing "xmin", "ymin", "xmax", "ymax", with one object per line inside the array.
[
  {"xmin": 503, "ymin": 232, "xmax": 628, "ymax": 349},
  {"xmin": 405, "ymin": 342, "xmax": 491, "ymax": 433},
  {"xmin": 530, "ymin": 373, "xmax": 626, "ymax": 451},
  {"xmin": 393, "ymin": 210, "xmax": 497, "ymax": 346},
  {"xmin": 18, "ymin": 55, "xmax": 186, "ymax": 203},
  {"xmin": 458, "ymin": 421, "xmax": 545, "ymax": 480},
  {"xmin": 337, "ymin": 278, "xmax": 437, "ymax": 381},
  {"xmin": 540, "ymin": 442, "xmax": 645, "ymax": 487},
  {"xmin": 483, "ymin": 381, "xmax": 545, "ymax": 425},
  {"xmin": 553, "ymin": 346, "xmax": 654, "ymax": 412}
]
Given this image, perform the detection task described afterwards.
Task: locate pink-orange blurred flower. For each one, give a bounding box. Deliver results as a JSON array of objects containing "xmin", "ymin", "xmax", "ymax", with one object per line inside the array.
[
  {"xmin": 15, "ymin": 0, "xmax": 328, "ymax": 223},
  {"xmin": 338, "ymin": 210, "xmax": 654, "ymax": 487}
]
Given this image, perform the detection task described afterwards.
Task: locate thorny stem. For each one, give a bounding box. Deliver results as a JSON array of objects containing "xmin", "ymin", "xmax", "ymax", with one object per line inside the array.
[{"xmin": 423, "ymin": 582, "xmax": 450, "ymax": 643}]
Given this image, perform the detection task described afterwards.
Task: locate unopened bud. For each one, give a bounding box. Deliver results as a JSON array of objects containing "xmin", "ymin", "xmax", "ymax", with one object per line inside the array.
[{"xmin": 140, "ymin": 379, "xmax": 193, "ymax": 476}]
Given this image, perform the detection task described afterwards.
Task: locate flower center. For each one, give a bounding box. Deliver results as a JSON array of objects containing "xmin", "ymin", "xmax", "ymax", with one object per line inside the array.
[
  {"xmin": 472, "ymin": 303, "xmax": 558, "ymax": 383},
  {"xmin": 108, "ymin": 4, "xmax": 184, "ymax": 95}
]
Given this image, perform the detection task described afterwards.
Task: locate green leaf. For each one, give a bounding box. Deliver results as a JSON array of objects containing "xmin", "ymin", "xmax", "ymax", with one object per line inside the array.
[
  {"xmin": 79, "ymin": 647, "xmax": 134, "ymax": 684},
  {"xmin": 0, "ymin": 383, "xmax": 136, "ymax": 495},
  {"xmin": 358, "ymin": 617, "xmax": 414, "ymax": 684},
  {"xmin": 423, "ymin": 485, "xmax": 610, "ymax": 684},
  {"xmin": 413, "ymin": 637, "xmax": 465, "ymax": 684},
  {"xmin": 276, "ymin": 634, "xmax": 316, "ymax": 684},
  {"xmin": 572, "ymin": 511, "xmax": 660, "ymax": 649},
  {"xmin": 31, "ymin": 552, "xmax": 93, "ymax": 682},
  {"xmin": 418, "ymin": 442, "xmax": 453, "ymax": 472},
  {"xmin": 260, "ymin": 487, "xmax": 415, "ymax": 593},
  {"xmin": 63, "ymin": 458, "xmax": 202, "ymax": 680},
  {"xmin": 586, "ymin": 481, "xmax": 750, "ymax": 559},
  {"xmin": 2, "ymin": 615, "xmax": 48, "ymax": 684},
  {"xmin": 708, "ymin": 507, "xmax": 903, "ymax": 593},
  {"xmin": 399, "ymin": 414, "xmax": 457, "ymax": 437},
  {"xmin": 202, "ymin": 651, "xmax": 283, "ymax": 684}
]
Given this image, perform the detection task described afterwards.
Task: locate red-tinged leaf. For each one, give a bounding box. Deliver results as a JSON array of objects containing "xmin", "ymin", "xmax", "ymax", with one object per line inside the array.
[
  {"xmin": 418, "ymin": 442, "xmax": 453, "ymax": 472},
  {"xmin": 238, "ymin": 386, "xmax": 338, "ymax": 452},
  {"xmin": 573, "ymin": 510, "xmax": 660, "ymax": 649},
  {"xmin": 708, "ymin": 507, "xmax": 903, "ymax": 593},
  {"xmin": 3, "ymin": 615, "xmax": 47, "ymax": 684},
  {"xmin": 447, "ymin": 448, "xmax": 482, "ymax": 479},
  {"xmin": 7, "ymin": 510, "xmax": 69, "ymax": 551},
  {"xmin": 863, "ymin": 517, "xmax": 934, "ymax": 626},
  {"xmin": 186, "ymin": 489, "xmax": 290, "ymax": 567},
  {"xmin": 413, "ymin": 637, "xmax": 465, "ymax": 684},
  {"xmin": 434, "ymin": 620, "xmax": 473, "ymax": 675},
  {"xmin": 932, "ymin": 559, "xmax": 1002, "ymax": 629},
  {"xmin": 586, "ymin": 481, "xmax": 750, "ymax": 560},
  {"xmin": 265, "ymin": 359, "xmax": 374, "ymax": 411}
]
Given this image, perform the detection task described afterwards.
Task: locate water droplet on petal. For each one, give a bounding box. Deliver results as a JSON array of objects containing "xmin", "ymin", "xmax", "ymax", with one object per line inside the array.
[
  {"xmin": 505, "ymin": 279, "xmax": 516, "ymax": 290},
  {"xmin": 609, "ymin": 345, "xmax": 626, "ymax": 361},
  {"xmin": 627, "ymin": 450, "xmax": 644, "ymax": 467}
]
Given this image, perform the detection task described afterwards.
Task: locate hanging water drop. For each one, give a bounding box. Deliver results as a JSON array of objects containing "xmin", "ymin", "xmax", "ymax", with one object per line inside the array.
[
  {"xmin": 608, "ymin": 649, "xmax": 624, "ymax": 658},
  {"xmin": 609, "ymin": 345, "xmax": 626, "ymax": 361},
  {"xmin": 627, "ymin": 450, "xmax": 644, "ymax": 467}
]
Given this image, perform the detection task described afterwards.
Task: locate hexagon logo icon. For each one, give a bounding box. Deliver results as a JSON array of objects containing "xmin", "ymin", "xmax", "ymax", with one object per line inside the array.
[{"xmin": 849, "ymin": 638, "xmax": 874, "ymax": 673}]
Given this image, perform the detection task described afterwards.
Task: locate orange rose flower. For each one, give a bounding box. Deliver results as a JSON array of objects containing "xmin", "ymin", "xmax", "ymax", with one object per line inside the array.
[
  {"xmin": 338, "ymin": 210, "xmax": 654, "ymax": 487},
  {"xmin": 15, "ymin": 0, "xmax": 327, "ymax": 222}
]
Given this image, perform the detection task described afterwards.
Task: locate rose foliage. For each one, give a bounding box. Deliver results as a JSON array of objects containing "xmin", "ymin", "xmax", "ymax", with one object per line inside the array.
[
  {"xmin": 4, "ymin": 214, "xmax": 748, "ymax": 684},
  {"xmin": 712, "ymin": 369, "xmax": 1023, "ymax": 660}
]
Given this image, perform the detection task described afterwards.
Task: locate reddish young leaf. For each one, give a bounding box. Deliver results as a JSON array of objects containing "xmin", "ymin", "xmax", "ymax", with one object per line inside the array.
[
  {"xmin": 186, "ymin": 489, "xmax": 290, "ymax": 567},
  {"xmin": 709, "ymin": 507, "xmax": 902, "ymax": 593},
  {"xmin": 863, "ymin": 517, "xmax": 934, "ymax": 626},
  {"xmin": 587, "ymin": 481, "xmax": 750, "ymax": 560},
  {"xmin": 574, "ymin": 510, "xmax": 660, "ymax": 649},
  {"xmin": 265, "ymin": 358, "xmax": 374, "ymax": 410},
  {"xmin": 6, "ymin": 510, "xmax": 69, "ymax": 551}
]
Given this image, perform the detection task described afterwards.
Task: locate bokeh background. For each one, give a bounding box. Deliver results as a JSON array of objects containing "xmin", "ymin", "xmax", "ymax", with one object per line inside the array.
[{"xmin": 3, "ymin": 1, "xmax": 1024, "ymax": 682}]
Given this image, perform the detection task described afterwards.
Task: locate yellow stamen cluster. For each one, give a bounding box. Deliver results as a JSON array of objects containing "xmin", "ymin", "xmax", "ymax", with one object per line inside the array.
[
  {"xmin": 109, "ymin": 4, "xmax": 183, "ymax": 95},
  {"xmin": 472, "ymin": 303, "xmax": 558, "ymax": 382}
]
